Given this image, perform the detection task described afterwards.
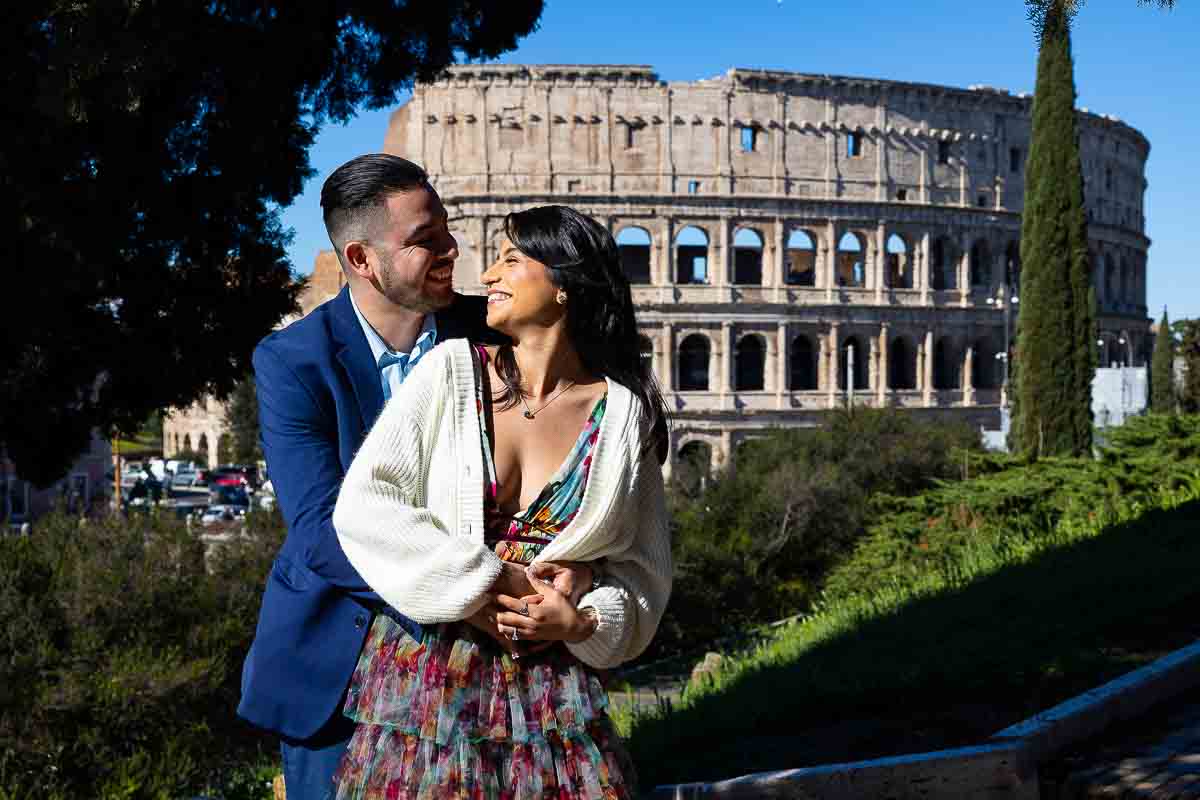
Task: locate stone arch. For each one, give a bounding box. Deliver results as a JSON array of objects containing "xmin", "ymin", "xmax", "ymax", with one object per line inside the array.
[
  {"xmin": 734, "ymin": 333, "xmax": 766, "ymax": 391},
  {"xmin": 933, "ymin": 337, "xmax": 961, "ymax": 390},
  {"xmin": 732, "ymin": 227, "xmax": 764, "ymax": 286},
  {"xmin": 197, "ymin": 433, "xmax": 209, "ymax": 458},
  {"xmin": 838, "ymin": 335, "xmax": 869, "ymax": 391},
  {"xmin": 1119, "ymin": 257, "xmax": 1132, "ymax": 304},
  {"xmin": 675, "ymin": 226, "xmax": 710, "ymax": 284},
  {"xmin": 790, "ymin": 334, "xmax": 818, "ymax": 390},
  {"xmin": 678, "ymin": 333, "xmax": 711, "ymax": 391},
  {"xmin": 785, "ymin": 229, "xmax": 817, "ymax": 286},
  {"xmin": 616, "ymin": 226, "xmax": 652, "ymax": 284},
  {"xmin": 886, "ymin": 233, "xmax": 912, "ymax": 289},
  {"xmin": 930, "ymin": 236, "xmax": 958, "ymax": 291},
  {"xmin": 969, "ymin": 239, "xmax": 991, "ymax": 288},
  {"xmin": 971, "ymin": 338, "xmax": 1000, "ymax": 389},
  {"xmin": 836, "ymin": 232, "xmax": 867, "ymax": 288},
  {"xmin": 182, "ymin": 433, "xmax": 192, "ymax": 453},
  {"xmin": 889, "ymin": 335, "xmax": 918, "ymax": 390},
  {"xmin": 1005, "ymin": 241, "xmax": 1021, "ymax": 292},
  {"xmin": 675, "ymin": 438, "xmax": 715, "ymax": 494}
]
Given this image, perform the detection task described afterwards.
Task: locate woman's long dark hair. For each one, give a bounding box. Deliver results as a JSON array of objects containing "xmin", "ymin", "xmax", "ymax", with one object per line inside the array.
[{"xmin": 495, "ymin": 205, "xmax": 670, "ymax": 464}]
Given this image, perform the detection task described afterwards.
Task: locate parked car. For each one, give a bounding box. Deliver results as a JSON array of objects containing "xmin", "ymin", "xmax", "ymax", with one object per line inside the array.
[
  {"xmin": 210, "ymin": 485, "xmax": 250, "ymax": 508},
  {"xmin": 210, "ymin": 464, "xmax": 261, "ymax": 490},
  {"xmin": 169, "ymin": 472, "xmax": 209, "ymax": 497},
  {"xmin": 200, "ymin": 504, "xmax": 246, "ymax": 526}
]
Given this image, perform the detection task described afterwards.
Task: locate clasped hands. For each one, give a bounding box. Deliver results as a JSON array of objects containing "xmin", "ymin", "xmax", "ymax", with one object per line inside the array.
[{"xmin": 464, "ymin": 560, "xmax": 594, "ymax": 658}]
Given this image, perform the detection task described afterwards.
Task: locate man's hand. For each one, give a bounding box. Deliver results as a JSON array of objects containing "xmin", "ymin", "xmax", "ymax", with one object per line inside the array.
[{"xmin": 526, "ymin": 561, "xmax": 594, "ymax": 605}]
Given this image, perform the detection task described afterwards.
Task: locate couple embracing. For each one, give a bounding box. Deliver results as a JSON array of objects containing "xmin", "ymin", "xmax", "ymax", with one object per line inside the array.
[{"xmin": 237, "ymin": 154, "xmax": 673, "ymax": 800}]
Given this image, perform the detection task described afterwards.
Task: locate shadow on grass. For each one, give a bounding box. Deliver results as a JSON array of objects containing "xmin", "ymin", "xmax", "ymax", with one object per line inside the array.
[{"xmin": 627, "ymin": 498, "xmax": 1200, "ymax": 787}]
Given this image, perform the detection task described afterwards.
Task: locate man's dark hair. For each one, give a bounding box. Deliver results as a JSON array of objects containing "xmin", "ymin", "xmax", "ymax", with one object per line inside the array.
[{"xmin": 320, "ymin": 154, "xmax": 429, "ymax": 266}]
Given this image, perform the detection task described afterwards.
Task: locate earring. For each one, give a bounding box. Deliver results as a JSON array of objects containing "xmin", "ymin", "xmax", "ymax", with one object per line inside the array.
[{"xmin": 555, "ymin": 289, "xmax": 568, "ymax": 305}]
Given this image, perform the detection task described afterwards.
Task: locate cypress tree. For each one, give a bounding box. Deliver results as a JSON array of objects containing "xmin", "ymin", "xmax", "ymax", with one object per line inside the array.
[
  {"xmin": 1012, "ymin": 0, "xmax": 1095, "ymax": 457},
  {"xmin": 1150, "ymin": 307, "xmax": 1175, "ymax": 412}
]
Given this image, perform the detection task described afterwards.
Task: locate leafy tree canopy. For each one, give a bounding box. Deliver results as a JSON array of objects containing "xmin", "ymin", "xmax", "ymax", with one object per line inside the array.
[{"xmin": 0, "ymin": 1, "xmax": 543, "ymax": 486}]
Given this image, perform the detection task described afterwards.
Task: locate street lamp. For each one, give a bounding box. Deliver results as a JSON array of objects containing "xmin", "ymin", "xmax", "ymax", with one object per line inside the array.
[{"xmin": 986, "ymin": 284, "xmax": 1019, "ymax": 407}]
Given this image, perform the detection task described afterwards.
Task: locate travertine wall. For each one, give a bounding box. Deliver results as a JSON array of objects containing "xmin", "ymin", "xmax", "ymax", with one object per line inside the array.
[{"xmin": 376, "ymin": 64, "xmax": 1154, "ymax": 472}]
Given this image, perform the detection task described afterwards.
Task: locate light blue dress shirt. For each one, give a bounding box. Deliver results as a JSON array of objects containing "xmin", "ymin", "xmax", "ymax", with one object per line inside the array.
[{"xmin": 348, "ymin": 289, "xmax": 439, "ymax": 402}]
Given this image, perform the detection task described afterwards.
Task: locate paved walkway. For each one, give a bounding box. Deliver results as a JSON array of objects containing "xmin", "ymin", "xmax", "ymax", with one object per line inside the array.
[{"xmin": 1043, "ymin": 690, "xmax": 1200, "ymax": 798}]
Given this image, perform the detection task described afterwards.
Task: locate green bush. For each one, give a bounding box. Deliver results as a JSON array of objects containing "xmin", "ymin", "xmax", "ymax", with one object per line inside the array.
[
  {"xmin": 653, "ymin": 408, "xmax": 980, "ymax": 660},
  {"xmin": 0, "ymin": 507, "xmax": 285, "ymax": 799}
]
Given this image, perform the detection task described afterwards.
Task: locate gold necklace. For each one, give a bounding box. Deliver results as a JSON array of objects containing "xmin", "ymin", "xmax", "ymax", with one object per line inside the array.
[{"xmin": 518, "ymin": 380, "xmax": 577, "ymax": 419}]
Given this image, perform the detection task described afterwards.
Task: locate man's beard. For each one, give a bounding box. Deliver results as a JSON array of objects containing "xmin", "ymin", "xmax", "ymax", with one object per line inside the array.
[{"xmin": 378, "ymin": 249, "xmax": 454, "ymax": 313}]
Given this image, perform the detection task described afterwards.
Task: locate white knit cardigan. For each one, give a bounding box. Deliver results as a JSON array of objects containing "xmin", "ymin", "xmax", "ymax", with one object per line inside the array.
[{"xmin": 333, "ymin": 339, "xmax": 673, "ymax": 669}]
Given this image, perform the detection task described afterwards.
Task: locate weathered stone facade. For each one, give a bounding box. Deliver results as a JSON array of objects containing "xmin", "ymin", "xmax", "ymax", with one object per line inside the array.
[{"xmin": 378, "ymin": 64, "xmax": 1152, "ymax": 473}]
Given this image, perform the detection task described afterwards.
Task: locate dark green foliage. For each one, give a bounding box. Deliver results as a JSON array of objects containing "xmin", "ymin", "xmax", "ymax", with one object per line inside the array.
[
  {"xmin": 654, "ymin": 409, "xmax": 980, "ymax": 659},
  {"xmin": 0, "ymin": 508, "xmax": 287, "ymax": 799},
  {"xmin": 1151, "ymin": 308, "xmax": 1176, "ymax": 412},
  {"xmin": 225, "ymin": 374, "xmax": 263, "ymax": 466},
  {"xmin": 628, "ymin": 414, "xmax": 1200, "ymax": 786},
  {"xmin": 0, "ymin": 0, "xmax": 544, "ymax": 487},
  {"xmin": 1012, "ymin": 0, "xmax": 1095, "ymax": 457}
]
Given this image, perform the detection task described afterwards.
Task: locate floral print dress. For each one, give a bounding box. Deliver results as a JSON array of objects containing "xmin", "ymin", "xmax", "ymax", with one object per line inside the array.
[{"xmin": 333, "ymin": 346, "xmax": 634, "ymax": 800}]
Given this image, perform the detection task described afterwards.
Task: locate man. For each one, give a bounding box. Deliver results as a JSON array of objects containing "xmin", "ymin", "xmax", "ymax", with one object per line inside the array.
[{"xmin": 237, "ymin": 154, "xmax": 582, "ymax": 799}]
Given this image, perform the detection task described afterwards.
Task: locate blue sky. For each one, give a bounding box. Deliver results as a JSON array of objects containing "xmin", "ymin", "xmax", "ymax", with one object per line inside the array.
[{"xmin": 281, "ymin": 0, "xmax": 1199, "ymax": 320}]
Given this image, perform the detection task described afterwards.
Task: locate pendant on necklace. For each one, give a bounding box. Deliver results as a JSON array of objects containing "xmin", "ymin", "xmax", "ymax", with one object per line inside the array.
[{"xmin": 523, "ymin": 410, "xmax": 535, "ymax": 420}]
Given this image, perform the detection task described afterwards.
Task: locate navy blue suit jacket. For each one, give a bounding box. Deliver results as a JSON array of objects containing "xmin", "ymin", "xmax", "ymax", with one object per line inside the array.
[{"xmin": 237, "ymin": 286, "xmax": 500, "ymax": 741}]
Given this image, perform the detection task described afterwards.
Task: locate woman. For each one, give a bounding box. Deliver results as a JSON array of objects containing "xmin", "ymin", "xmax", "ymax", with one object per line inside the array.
[{"xmin": 331, "ymin": 205, "xmax": 673, "ymax": 800}]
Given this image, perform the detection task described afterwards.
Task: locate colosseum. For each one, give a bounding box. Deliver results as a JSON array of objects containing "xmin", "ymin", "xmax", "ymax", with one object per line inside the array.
[{"xmin": 170, "ymin": 64, "xmax": 1152, "ymax": 474}]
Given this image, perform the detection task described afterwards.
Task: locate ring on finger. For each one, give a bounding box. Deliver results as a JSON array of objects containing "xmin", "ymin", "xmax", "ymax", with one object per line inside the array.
[
  {"xmin": 519, "ymin": 602, "xmax": 530, "ymax": 616},
  {"xmin": 511, "ymin": 628, "xmax": 519, "ymax": 641}
]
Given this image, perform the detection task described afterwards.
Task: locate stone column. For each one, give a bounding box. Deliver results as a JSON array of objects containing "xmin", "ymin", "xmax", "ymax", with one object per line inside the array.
[
  {"xmin": 827, "ymin": 323, "xmax": 840, "ymax": 409},
  {"xmin": 919, "ymin": 231, "xmax": 932, "ymax": 306},
  {"xmin": 958, "ymin": 233, "xmax": 971, "ymax": 308},
  {"xmin": 963, "ymin": 341, "xmax": 975, "ymax": 406},
  {"xmin": 661, "ymin": 322, "xmax": 675, "ymax": 392},
  {"xmin": 715, "ymin": 217, "xmax": 730, "ymax": 287},
  {"xmin": 826, "ymin": 220, "xmax": 838, "ymax": 302},
  {"xmin": 720, "ymin": 322, "xmax": 734, "ymax": 404},
  {"xmin": 923, "ymin": 328, "xmax": 935, "ymax": 406},
  {"xmin": 769, "ymin": 217, "xmax": 785, "ymax": 289},
  {"xmin": 657, "ymin": 217, "xmax": 674, "ymax": 287},
  {"xmin": 877, "ymin": 324, "xmax": 890, "ymax": 404},
  {"xmin": 867, "ymin": 335, "xmax": 879, "ymax": 401},
  {"xmin": 875, "ymin": 221, "xmax": 887, "ymax": 303},
  {"xmin": 776, "ymin": 322, "xmax": 789, "ymax": 409}
]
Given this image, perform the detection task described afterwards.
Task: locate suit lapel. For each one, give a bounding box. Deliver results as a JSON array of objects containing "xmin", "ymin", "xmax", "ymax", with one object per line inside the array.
[{"xmin": 329, "ymin": 286, "xmax": 385, "ymax": 432}]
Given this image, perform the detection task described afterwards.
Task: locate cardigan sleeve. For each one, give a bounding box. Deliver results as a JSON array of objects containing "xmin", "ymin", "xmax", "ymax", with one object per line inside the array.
[
  {"xmin": 565, "ymin": 449, "xmax": 673, "ymax": 669},
  {"xmin": 333, "ymin": 348, "xmax": 504, "ymax": 624}
]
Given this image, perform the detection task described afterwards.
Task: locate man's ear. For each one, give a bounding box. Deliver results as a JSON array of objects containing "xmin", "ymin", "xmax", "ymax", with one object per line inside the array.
[{"xmin": 342, "ymin": 241, "xmax": 372, "ymax": 279}]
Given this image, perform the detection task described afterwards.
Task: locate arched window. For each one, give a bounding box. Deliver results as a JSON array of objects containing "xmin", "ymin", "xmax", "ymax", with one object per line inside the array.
[
  {"xmin": 886, "ymin": 234, "xmax": 911, "ymax": 289},
  {"xmin": 675, "ymin": 440, "xmax": 713, "ymax": 496},
  {"xmin": 182, "ymin": 433, "xmax": 191, "ymax": 453},
  {"xmin": 616, "ymin": 227, "xmax": 652, "ymax": 284},
  {"xmin": 785, "ymin": 230, "xmax": 817, "ymax": 286},
  {"xmin": 889, "ymin": 337, "xmax": 917, "ymax": 390},
  {"xmin": 971, "ymin": 340, "xmax": 999, "ymax": 389},
  {"xmin": 931, "ymin": 237, "xmax": 958, "ymax": 291},
  {"xmin": 637, "ymin": 334, "xmax": 654, "ymax": 374},
  {"xmin": 733, "ymin": 228, "xmax": 763, "ymax": 285},
  {"xmin": 1120, "ymin": 259, "xmax": 1131, "ymax": 303},
  {"xmin": 1005, "ymin": 241, "xmax": 1021, "ymax": 292},
  {"xmin": 735, "ymin": 335, "xmax": 766, "ymax": 391},
  {"xmin": 970, "ymin": 240, "xmax": 991, "ymax": 288},
  {"xmin": 790, "ymin": 335, "xmax": 817, "ymax": 390},
  {"xmin": 836, "ymin": 233, "xmax": 866, "ymax": 288},
  {"xmin": 678, "ymin": 334, "xmax": 710, "ymax": 391},
  {"xmin": 675, "ymin": 226, "xmax": 709, "ymax": 284},
  {"xmin": 933, "ymin": 338, "xmax": 960, "ymax": 390},
  {"xmin": 838, "ymin": 336, "xmax": 869, "ymax": 391},
  {"xmin": 197, "ymin": 433, "xmax": 209, "ymax": 456}
]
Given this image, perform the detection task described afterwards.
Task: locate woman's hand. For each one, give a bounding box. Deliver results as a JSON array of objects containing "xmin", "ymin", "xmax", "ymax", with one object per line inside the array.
[
  {"xmin": 493, "ymin": 579, "xmax": 596, "ymax": 644},
  {"xmin": 526, "ymin": 561, "xmax": 594, "ymax": 605}
]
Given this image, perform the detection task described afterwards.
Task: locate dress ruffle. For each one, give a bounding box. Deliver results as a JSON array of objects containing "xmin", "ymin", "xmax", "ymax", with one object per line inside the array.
[{"xmin": 334, "ymin": 616, "xmax": 636, "ymax": 800}]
